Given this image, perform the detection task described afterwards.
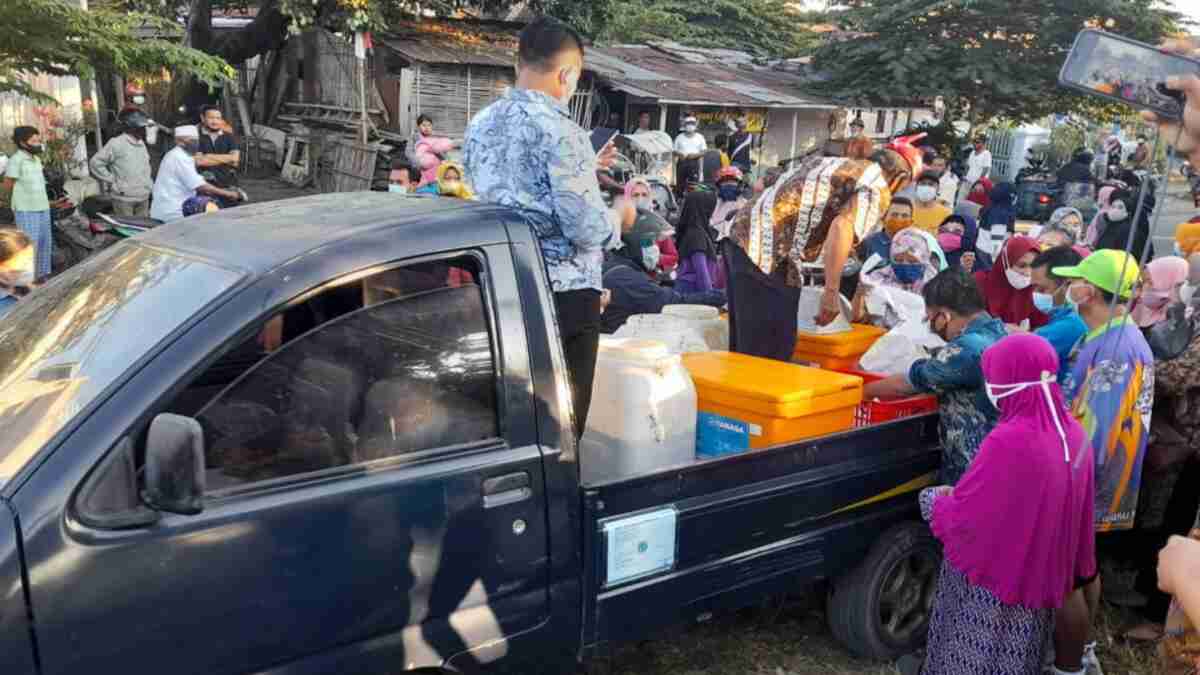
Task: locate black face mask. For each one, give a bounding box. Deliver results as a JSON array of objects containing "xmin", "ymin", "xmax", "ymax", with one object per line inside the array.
[
  {"xmin": 22, "ymin": 142, "xmax": 44, "ymax": 156},
  {"xmin": 129, "ymin": 127, "xmax": 147, "ymax": 142},
  {"xmin": 180, "ymin": 140, "xmax": 199, "ymax": 155}
]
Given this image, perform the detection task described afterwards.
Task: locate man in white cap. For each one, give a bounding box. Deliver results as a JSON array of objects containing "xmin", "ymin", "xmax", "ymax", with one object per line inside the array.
[
  {"xmin": 673, "ymin": 115, "xmax": 707, "ymax": 195},
  {"xmin": 150, "ymin": 124, "xmax": 242, "ymax": 222}
]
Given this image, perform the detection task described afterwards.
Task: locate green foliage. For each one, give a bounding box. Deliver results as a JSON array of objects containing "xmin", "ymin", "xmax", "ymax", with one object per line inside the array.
[
  {"xmin": 894, "ymin": 119, "xmax": 964, "ymax": 160},
  {"xmin": 809, "ymin": 0, "xmax": 1182, "ymax": 126},
  {"xmin": 0, "ymin": 0, "xmax": 234, "ymax": 103},
  {"xmin": 598, "ymin": 0, "xmax": 829, "ymax": 58}
]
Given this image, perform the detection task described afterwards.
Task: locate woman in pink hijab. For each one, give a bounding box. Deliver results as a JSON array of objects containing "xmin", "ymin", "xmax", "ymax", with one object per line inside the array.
[
  {"xmin": 903, "ymin": 334, "xmax": 1095, "ymax": 675},
  {"xmin": 1084, "ymin": 186, "xmax": 1116, "ymax": 248},
  {"xmin": 1131, "ymin": 256, "xmax": 1189, "ymax": 328}
]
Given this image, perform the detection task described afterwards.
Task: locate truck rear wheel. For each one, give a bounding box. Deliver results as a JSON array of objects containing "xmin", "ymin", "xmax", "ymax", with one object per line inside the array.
[{"xmin": 826, "ymin": 521, "xmax": 941, "ymax": 660}]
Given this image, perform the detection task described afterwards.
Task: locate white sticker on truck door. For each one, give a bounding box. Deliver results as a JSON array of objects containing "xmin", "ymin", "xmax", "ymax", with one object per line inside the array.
[{"xmin": 601, "ymin": 506, "xmax": 677, "ymax": 588}]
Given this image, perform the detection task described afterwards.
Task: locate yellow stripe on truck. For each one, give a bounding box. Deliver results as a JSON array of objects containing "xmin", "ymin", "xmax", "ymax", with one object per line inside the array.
[{"xmin": 826, "ymin": 472, "xmax": 938, "ymax": 517}]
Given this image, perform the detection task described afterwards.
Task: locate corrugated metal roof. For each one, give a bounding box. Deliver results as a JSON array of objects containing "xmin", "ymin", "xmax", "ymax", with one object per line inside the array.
[{"xmin": 375, "ymin": 20, "xmax": 834, "ymax": 109}]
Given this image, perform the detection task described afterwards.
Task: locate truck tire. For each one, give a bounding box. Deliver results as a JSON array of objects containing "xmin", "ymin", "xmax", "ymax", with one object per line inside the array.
[{"xmin": 826, "ymin": 521, "xmax": 941, "ymax": 660}]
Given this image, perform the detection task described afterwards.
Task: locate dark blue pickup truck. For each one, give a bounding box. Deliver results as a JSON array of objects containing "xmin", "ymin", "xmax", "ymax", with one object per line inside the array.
[{"xmin": 0, "ymin": 193, "xmax": 942, "ymax": 675}]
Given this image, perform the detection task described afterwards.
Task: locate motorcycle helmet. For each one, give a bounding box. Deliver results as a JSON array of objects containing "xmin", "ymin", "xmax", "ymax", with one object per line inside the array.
[
  {"xmin": 117, "ymin": 109, "xmax": 153, "ymax": 130},
  {"xmin": 182, "ymin": 196, "xmax": 220, "ymax": 217}
]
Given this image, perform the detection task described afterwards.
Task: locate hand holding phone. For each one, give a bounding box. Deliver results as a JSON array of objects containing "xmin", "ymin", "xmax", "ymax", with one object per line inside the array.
[{"xmin": 1059, "ymin": 29, "xmax": 1200, "ymax": 120}]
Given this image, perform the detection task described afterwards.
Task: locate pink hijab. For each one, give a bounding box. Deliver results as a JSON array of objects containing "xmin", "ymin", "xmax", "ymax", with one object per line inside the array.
[
  {"xmin": 1131, "ymin": 256, "xmax": 1189, "ymax": 327},
  {"xmin": 1085, "ymin": 186, "xmax": 1116, "ymax": 247},
  {"xmin": 930, "ymin": 334, "xmax": 1095, "ymax": 609}
]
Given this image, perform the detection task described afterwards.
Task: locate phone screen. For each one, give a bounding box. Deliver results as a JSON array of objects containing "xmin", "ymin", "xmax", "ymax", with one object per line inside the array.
[
  {"xmin": 1060, "ymin": 30, "xmax": 1199, "ymax": 119},
  {"xmin": 591, "ymin": 127, "xmax": 620, "ymax": 154}
]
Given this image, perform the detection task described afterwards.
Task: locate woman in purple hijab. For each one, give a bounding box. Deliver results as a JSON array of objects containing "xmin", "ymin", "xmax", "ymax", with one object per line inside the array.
[{"xmin": 905, "ymin": 334, "xmax": 1096, "ymax": 674}]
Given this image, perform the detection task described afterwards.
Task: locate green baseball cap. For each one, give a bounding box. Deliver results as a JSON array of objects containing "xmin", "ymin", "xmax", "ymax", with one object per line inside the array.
[{"xmin": 1051, "ymin": 249, "xmax": 1141, "ymax": 299}]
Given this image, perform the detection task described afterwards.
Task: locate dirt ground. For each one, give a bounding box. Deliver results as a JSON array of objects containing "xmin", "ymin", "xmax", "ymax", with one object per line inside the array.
[{"xmin": 585, "ymin": 589, "xmax": 1159, "ymax": 675}]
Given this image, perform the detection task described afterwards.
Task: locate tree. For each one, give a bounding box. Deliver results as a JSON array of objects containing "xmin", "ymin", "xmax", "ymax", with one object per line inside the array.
[
  {"xmin": 0, "ymin": 0, "xmax": 234, "ymax": 103},
  {"xmin": 808, "ymin": 0, "xmax": 1182, "ymax": 128},
  {"xmin": 598, "ymin": 0, "xmax": 831, "ymax": 58}
]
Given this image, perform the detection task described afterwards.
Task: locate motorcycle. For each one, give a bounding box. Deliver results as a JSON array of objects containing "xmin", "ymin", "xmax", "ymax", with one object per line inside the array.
[{"xmin": 1014, "ymin": 153, "xmax": 1060, "ymax": 222}]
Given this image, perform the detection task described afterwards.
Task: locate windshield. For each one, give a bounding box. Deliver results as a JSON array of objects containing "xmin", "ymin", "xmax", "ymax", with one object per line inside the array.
[{"xmin": 0, "ymin": 243, "xmax": 242, "ymax": 487}]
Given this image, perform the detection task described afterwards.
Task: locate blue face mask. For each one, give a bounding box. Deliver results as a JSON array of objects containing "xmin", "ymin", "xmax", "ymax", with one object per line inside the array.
[
  {"xmin": 1032, "ymin": 291, "xmax": 1055, "ymax": 314},
  {"xmin": 718, "ymin": 184, "xmax": 740, "ymax": 202},
  {"xmin": 892, "ymin": 263, "xmax": 925, "ymax": 284}
]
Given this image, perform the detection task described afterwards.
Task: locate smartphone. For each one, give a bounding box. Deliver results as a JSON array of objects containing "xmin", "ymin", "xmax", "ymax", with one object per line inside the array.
[
  {"xmin": 590, "ymin": 127, "xmax": 620, "ymax": 154},
  {"xmin": 1059, "ymin": 29, "xmax": 1200, "ymax": 120}
]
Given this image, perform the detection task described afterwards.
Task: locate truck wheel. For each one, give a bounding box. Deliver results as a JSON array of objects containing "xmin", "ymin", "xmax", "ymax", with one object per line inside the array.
[{"xmin": 826, "ymin": 521, "xmax": 941, "ymax": 660}]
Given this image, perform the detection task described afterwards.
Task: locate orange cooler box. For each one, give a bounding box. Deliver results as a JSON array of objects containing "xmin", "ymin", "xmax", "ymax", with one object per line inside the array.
[
  {"xmin": 682, "ymin": 351, "xmax": 863, "ymax": 457},
  {"xmin": 792, "ymin": 323, "xmax": 886, "ymax": 371}
]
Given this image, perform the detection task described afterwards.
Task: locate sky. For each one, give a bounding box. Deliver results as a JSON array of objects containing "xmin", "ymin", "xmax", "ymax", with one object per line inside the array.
[{"xmin": 1174, "ymin": 0, "xmax": 1200, "ymax": 27}]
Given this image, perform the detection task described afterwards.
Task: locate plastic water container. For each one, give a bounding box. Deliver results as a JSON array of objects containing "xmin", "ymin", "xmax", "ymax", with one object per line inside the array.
[
  {"xmin": 662, "ymin": 304, "xmax": 729, "ymax": 350},
  {"xmin": 613, "ymin": 312, "xmax": 717, "ymax": 354},
  {"xmin": 580, "ymin": 338, "xmax": 698, "ymax": 483}
]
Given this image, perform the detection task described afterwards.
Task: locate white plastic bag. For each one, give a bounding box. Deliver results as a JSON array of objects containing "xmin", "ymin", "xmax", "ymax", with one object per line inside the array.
[
  {"xmin": 858, "ymin": 318, "xmax": 946, "ymax": 375},
  {"xmin": 863, "ymin": 285, "xmax": 926, "ymax": 330},
  {"xmin": 796, "ymin": 286, "xmax": 852, "ymax": 335}
]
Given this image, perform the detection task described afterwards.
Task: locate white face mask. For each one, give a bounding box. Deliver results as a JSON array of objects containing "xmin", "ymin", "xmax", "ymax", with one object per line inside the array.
[
  {"xmin": 915, "ymin": 185, "xmax": 938, "ymax": 202},
  {"xmin": 1181, "ymin": 281, "xmax": 1197, "ymax": 306},
  {"xmin": 1108, "ymin": 202, "xmax": 1129, "ymax": 222},
  {"xmin": 1006, "ymin": 267, "xmax": 1032, "ymax": 290},
  {"xmin": 642, "ymin": 243, "xmax": 661, "ymax": 270},
  {"xmin": 683, "ymin": 124, "xmax": 698, "ymax": 134},
  {"xmin": 636, "ymin": 197, "xmax": 653, "ymax": 211},
  {"xmin": 985, "ymin": 370, "xmax": 1072, "ymax": 462}
]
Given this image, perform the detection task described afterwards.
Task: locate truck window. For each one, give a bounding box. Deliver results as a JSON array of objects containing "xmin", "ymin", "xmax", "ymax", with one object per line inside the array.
[{"xmin": 179, "ymin": 255, "xmax": 498, "ymax": 492}]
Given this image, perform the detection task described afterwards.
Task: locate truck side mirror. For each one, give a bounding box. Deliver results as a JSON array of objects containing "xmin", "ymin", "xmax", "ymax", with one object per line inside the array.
[{"xmin": 142, "ymin": 413, "xmax": 206, "ymax": 516}]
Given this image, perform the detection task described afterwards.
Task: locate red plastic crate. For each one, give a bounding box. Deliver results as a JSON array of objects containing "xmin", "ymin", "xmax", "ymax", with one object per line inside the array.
[{"xmin": 840, "ymin": 369, "xmax": 939, "ymax": 427}]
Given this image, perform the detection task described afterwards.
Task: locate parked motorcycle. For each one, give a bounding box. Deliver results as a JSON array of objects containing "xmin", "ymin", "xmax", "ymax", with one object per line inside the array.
[{"xmin": 1014, "ymin": 153, "xmax": 1060, "ymax": 222}]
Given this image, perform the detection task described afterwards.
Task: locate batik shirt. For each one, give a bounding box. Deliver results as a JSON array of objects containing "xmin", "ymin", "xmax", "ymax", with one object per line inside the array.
[
  {"xmin": 464, "ymin": 88, "xmax": 616, "ymax": 292},
  {"xmin": 1063, "ymin": 316, "xmax": 1155, "ymax": 532},
  {"xmin": 730, "ymin": 155, "xmax": 891, "ymax": 287},
  {"xmin": 907, "ymin": 314, "xmax": 1007, "ymax": 485}
]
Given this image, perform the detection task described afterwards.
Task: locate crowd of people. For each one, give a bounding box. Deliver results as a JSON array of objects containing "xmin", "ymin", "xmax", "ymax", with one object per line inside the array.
[{"xmin": 6, "ymin": 12, "xmax": 1200, "ymax": 675}]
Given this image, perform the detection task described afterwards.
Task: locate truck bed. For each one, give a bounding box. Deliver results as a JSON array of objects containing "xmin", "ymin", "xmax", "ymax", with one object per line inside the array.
[{"xmin": 579, "ymin": 414, "xmax": 940, "ymax": 649}]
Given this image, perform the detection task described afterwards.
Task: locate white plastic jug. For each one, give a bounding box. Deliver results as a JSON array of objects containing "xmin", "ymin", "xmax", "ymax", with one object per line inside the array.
[
  {"xmin": 662, "ymin": 304, "xmax": 729, "ymax": 351},
  {"xmin": 614, "ymin": 309, "xmax": 726, "ymax": 354},
  {"xmin": 580, "ymin": 338, "xmax": 698, "ymax": 483}
]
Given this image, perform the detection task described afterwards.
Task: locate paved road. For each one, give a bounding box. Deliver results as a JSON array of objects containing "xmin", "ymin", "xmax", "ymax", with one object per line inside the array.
[{"xmin": 1153, "ymin": 183, "xmax": 1197, "ymax": 256}]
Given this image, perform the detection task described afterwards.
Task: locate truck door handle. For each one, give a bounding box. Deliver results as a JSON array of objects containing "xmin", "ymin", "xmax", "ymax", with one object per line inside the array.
[{"xmin": 482, "ymin": 472, "xmax": 531, "ymax": 508}]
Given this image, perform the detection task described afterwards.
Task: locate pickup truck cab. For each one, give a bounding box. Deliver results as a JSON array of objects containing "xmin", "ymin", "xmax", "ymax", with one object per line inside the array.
[{"xmin": 0, "ymin": 193, "xmax": 941, "ymax": 675}]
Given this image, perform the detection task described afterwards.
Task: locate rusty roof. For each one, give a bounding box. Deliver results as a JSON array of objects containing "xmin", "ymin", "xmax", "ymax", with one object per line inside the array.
[{"xmin": 377, "ymin": 20, "xmax": 834, "ymax": 109}]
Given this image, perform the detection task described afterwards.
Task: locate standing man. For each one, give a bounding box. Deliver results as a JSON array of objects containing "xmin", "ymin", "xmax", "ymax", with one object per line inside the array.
[
  {"xmin": 928, "ymin": 154, "xmax": 959, "ymax": 206},
  {"xmin": 849, "ymin": 116, "xmax": 866, "ymax": 139},
  {"xmin": 1049, "ymin": 249, "xmax": 1154, "ymax": 675},
  {"xmin": 674, "ymin": 115, "xmax": 707, "ymax": 194},
  {"xmin": 195, "ymin": 105, "xmax": 240, "ymax": 189},
  {"xmin": 3, "ymin": 127, "xmax": 51, "ymax": 279},
  {"xmin": 151, "ymin": 125, "xmax": 242, "ymax": 223},
  {"xmin": 911, "ymin": 171, "xmax": 952, "ymax": 234},
  {"xmin": 464, "ymin": 16, "xmax": 636, "ymax": 439},
  {"xmin": 727, "ymin": 117, "xmax": 754, "ymax": 175},
  {"xmin": 632, "ymin": 110, "xmax": 654, "ymax": 133},
  {"xmin": 90, "ymin": 109, "xmax": 154, "ymax": 217},
  {"xmin": 1132, "ymin": 134, "xmax": 1151, "ymax": 171},
  {"xmin": 964, "ymin": 136, "xmax": 993, "ymax": 188}
]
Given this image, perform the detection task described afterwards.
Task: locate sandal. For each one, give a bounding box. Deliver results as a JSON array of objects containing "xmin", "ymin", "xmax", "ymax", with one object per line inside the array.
[{"xmin": 1122, "ymin": 622, "xmax": 1165, "ymax": 643}]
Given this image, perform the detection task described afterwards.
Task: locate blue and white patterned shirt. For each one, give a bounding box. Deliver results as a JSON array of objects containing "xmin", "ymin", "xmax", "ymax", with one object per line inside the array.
[{"xmin": 465, "ymin": 87, "xmax": 617, "ymax": 292}]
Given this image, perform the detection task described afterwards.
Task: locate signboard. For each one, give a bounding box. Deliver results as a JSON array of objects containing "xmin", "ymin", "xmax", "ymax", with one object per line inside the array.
[
  {"xmin": 602, "ymin": 506, "xmax": 678, "ymax": 587},
  {"xmin": 694, "ymin": 110, "xmax": 766, "ymax": 134}
]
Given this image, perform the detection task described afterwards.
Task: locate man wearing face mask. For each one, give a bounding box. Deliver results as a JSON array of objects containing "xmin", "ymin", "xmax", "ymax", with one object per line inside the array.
[
  {"xmin": 601, "ymin": 210, "xmax": 725, "ymax": 333},
  {"xmin": 464, "ymin": 16, "xmax": 636, "ymax": 439},
  {"xmin": 90, "ymin": 109, "xmax": 154, "ymax": 217},
  {"xmin": 3, "ymin": 126, "xmax": 51, "ymax": 279},
  {"xmin": 1049, "ymin": 249, "xmax": 1153, "ymax": 675},
  {"xmin": 863, "ymin": 268, "xmax": 1006, "ymax": 485},
  {"xmin": 674, "ymin": 115, "xmax": 707, "ymax": 194},
  {"xmin": 911, "ymin": 171, "xmax": 952, "ymax": 234},
  {"xmin": 1030, "ymin": 246, "xmax": 1088, "ymax": 384},
  {"xmin": 150, "ymin": 125, "xmax": 243, "ymax": 223}
]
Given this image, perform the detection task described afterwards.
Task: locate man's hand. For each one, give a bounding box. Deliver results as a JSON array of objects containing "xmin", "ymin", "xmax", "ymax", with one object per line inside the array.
[
  {"xmin": 613, "ymin": 196, "xmax": 636, "ymax": 230},
  {"xmin": 597, "ymin": 141, "xmax": 617, "ymax": 170},
  {"xmin": 1159, "ymin": 534, "xmax": 1200, "ymax": 596},
  {"xmin": 600, "ymin": 289, "xmax": 612, "ymax": 313},
  {"xmin": 1142, "ymin": 41, "xmax": 1200, "ymax": 165},
  {"xmin": 816, "ymin": 286, "xmax": 843, "ymax": 326}
]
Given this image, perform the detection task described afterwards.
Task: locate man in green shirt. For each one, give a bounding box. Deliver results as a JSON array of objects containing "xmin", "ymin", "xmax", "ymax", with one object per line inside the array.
[{"xmin": 3, "ymin": 126, "xmax": 51, "ymax": 279}]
